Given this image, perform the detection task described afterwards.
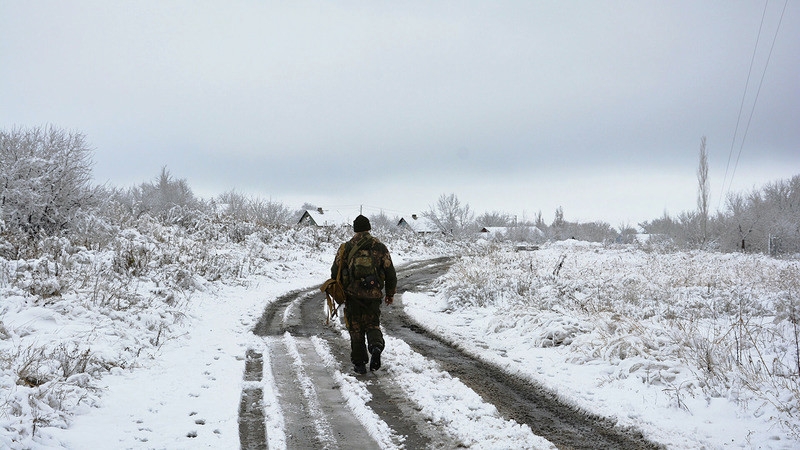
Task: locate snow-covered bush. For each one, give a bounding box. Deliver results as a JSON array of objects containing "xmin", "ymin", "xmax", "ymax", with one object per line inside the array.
[
  {"xmin": 213, "ymin": 190, "xmax": 295, "ymax": 228},
  {"xmin": 438, "ymin": 241, "xmax": 800, "ymax": 436},
  {"xmin": 0, "ymin": 126, "xmax": 100, "ymax": 237},
  {"xmin": 108, "ymin": 167, "xmax": 206, "ymax": 230}
]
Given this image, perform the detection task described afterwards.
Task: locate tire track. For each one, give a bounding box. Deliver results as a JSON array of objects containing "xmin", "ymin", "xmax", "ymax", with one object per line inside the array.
[
  {"xmin": 245, "ymin": 288, "xmax": 386, "ymax": 449},
  {"xmin": 242, "ymin": 257, "xmax": 664, "ymax": 450},
  {"xmin": 239, "ymin": 349, "xmax": 267, "ymax": 450},
  {"xmin": 383, "ymin": 258, "xmax": 662, "ymax": 450}
]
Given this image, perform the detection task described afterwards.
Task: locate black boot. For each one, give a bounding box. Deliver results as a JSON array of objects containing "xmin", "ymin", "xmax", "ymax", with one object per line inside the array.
[
  {"xmin": 354, "ymin": 363, "xmax": 367, "ymax": 375},
  {"xmin": 369, "ymin": 346, "xmax": 382, "ymax": 371}
]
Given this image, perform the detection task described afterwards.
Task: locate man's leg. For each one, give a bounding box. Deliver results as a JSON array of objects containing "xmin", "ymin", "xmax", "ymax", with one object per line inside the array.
[
  {"xmin": 346, "ymin": 304, "xmax": 369, "ymax": 373},
  {"xmin": 366, "ymin": 328, "xmax": 384, "ymax": 371},
  {"xmin": 349, "ymin": 329, "xmax": 368, "ymax": 367},
  {"xmin": 366, "ymin": 300, "xmax": 384, "ymax": 371}
]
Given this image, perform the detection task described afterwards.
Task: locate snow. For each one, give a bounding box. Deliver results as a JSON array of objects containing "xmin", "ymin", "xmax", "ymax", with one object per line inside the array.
[
  {"xmin": 381, "ymin": 334, "xmax": 555, "ymax": 449},
  {"xmin": 2, "ymin": 231, "xmax": 799, "ymax": 449},
  {"xmin": 311, "ymin": 335, "xmax": 400, "ymax": 448},
  {"xmin": 403, "ymin": 240, "xmax": 800, "ymax": 449}
]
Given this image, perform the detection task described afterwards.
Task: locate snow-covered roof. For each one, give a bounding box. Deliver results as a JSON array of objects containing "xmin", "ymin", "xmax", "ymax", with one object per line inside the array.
[
  {"xmin": 397, "ymin": 215, "xmax": 440, "ymax": 233},
  {"xmin": 298, "ymin": 209, "xmax": 353, "ymax": 227},
  {"xmin": 479, "ymin": 225, "xmax": 544, "ymax": 236},
  {"xmin": 479, "ymin": 227, "xmax": 507, "ymax": 235}
]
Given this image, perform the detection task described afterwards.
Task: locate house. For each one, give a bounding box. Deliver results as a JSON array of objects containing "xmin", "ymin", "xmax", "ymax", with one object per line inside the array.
[
  {"xmin": 397, "ymin": 214, "xmax": 440, "ymax": 234},
  {"xmin": 479, "ymin": 225, "xmax": 544, "ymax": 240},
  {"xmin": 479, "ymin": 226, "xmax": 507, "ymax": 236},
  {"xmin": 297, "ymin": 208, "xmax": 352, "ymax": 227}
]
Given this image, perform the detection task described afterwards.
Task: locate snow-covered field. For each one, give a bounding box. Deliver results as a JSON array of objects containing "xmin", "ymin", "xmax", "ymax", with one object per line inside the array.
[
  {"xmin": 1, "ymin": 225, "xmax": 799, "ymax": 449},
  {"xmin": 405, "ymin": 240, "xmax": 800, "ymax": 449}
]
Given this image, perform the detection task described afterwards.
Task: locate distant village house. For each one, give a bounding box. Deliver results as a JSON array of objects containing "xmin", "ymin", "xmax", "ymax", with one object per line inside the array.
[
  {"xmin": 397, "ymin": 214, "xmax": 440, "ymax": 234},
  {"xmin": 297, "ymin": 208, "xmax": 351, "ymax": 228}
]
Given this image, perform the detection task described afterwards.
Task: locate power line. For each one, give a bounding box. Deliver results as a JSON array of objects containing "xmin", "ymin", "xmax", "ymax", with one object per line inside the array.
[
  {"xmin": 729, "ymin": 0, "xmax": 790, "ymax": 189},
  {"xmin": 319, "ymin": 204, "xmax": 421, "ymax": 217},
  {"xmin": 719, "ymin": 0, "xmax": 790, "ymax": 209},
  {"xmin": 719, "ymin": 1, "xmax": 769, "ymax": 211}
]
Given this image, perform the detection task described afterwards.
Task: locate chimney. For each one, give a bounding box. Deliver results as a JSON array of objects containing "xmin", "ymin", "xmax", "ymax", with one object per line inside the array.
[
  {"xmin": 317, "ymin": 207, "xmax": 324, "ymax": 214},
  {"xmin": 412, "ymin": 214, "xmax": 418, "ymax": 220}
]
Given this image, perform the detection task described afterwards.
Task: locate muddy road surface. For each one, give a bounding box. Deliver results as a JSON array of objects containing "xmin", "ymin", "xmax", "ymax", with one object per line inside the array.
[{"xmin": 240, "ymin": 257, "xmax": 662, "ymax": 449}]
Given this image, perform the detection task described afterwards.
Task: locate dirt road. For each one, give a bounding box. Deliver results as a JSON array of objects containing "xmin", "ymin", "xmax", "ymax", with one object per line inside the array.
[{"xmin": 240, "ymin": 257, "xmax": 662, "ymax": 449}]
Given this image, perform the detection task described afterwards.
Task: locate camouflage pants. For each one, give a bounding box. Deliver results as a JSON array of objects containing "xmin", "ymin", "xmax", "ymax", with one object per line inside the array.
[{"xmin": 344, "ymin": 297, "xmax": 384, "ymax": 365}]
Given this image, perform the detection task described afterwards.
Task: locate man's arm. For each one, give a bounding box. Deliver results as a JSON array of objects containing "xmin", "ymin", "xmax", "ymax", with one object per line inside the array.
[{"xmin": 382, "ymin": 250, "xmax": 397, "ymax": 300}]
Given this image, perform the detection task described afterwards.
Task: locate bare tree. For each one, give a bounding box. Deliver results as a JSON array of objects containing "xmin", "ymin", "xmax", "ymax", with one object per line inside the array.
[
  {"xmin": 640, "ymin": 173, "xmax": 799, "ymax": 253},
  {"xmin": 119, "ymin": 167, "xmax": 202, "ymax": 226},
  {"xmin": 549, "ymin": 206, "xmax": 566, "ymax": 240},
  {"xmin": 368, "ymin": 210, "xmax": 398, "ymax": 233},
  {"xmin": 697, "ymin": 136, "xmax": 710, "ymax": 247},
  {"xmin": 423, "ymin": 193, "xmax": 475, "ymax": 236},
  {"xmin": 617, "ymin": 222, "xmax": 638, "ymax": 244},
  {"xmin": 534, "ymin": 210, "xmax": 547, "ymax": 234},
  {"xmin": 476, "ymin": 211, "xmax": 513, "ymax": 227},
  {"xmin": 216, "ymin": 190, "xmax": 292, "ymax": 226},
  {"xmin": 762, "ymin": 175, "xmax": 800, "ymax": 254},
  {"xmin": 217, "ymin": 190, "xmax": 250, "ymax": 220},
  {"xmin": 250, "ymin": 197, "xmax": 293, "ymax": 226}
]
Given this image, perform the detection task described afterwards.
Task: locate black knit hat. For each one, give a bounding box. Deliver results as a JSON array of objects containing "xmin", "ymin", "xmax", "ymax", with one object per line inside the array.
[{"xmin": 353, "ymin": 215, "xmax": 371, "ymax": 232}]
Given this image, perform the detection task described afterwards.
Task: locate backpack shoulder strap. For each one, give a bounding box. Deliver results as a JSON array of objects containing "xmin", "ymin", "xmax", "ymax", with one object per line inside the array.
[
  {"xmin": 335, "ymin": 243, "xmax": 346, "ymax": 280},
  {"xmin": 347, "ymin": 235, "xmax": 372, "ymax": 262}
]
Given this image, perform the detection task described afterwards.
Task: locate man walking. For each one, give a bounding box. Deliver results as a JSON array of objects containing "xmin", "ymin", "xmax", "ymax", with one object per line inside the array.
[{"xmin": 331, "ymin": 215, "xmax": 397, "ymax": 374}]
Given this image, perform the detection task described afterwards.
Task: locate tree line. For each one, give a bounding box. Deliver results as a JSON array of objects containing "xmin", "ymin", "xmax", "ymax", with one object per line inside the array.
[
  {"xmin": 1, "ymin": 126, "xmax": 797, "ymax": 256},
  {"xmin": 638, "ymin": 174, "xmax": 800, "ymax": 254},
  {"xmin": 639, "ymin": 137, "xmax": 799, "ymax": 255}
]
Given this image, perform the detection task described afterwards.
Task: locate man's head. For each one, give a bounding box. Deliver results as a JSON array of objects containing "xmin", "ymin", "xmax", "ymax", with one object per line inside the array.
[{"xmin": 353, "ymin": 215, "xmax": 371, "ymax": 232}]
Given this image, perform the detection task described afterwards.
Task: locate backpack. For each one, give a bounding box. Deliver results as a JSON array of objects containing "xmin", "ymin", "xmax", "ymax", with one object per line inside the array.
[{"xmin": 345, "ymin": 236, "xmax": 383, "ymax": 297}]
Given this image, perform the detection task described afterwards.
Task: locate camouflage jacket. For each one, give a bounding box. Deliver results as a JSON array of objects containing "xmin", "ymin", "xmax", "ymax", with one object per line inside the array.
[{"xmin": 331, "ymin": 232, "xmax": 397, "ymax": 299}]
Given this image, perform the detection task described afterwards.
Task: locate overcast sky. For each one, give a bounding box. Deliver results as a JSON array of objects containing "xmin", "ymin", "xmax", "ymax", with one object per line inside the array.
[{"xmin": 2, "ymin": 1, "xmax": 798, "ymax": 226}]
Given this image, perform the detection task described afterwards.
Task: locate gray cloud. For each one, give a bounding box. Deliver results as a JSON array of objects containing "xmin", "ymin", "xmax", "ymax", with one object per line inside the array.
[{"xmin": 1, "ymin": 1, "xmax": 797, "ymax": 224}]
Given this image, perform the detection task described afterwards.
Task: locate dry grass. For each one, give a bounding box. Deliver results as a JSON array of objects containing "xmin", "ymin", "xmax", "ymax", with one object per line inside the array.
[{"xmin": 441, "ymin": 242, "xmax": 800, "ymax": 436}]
